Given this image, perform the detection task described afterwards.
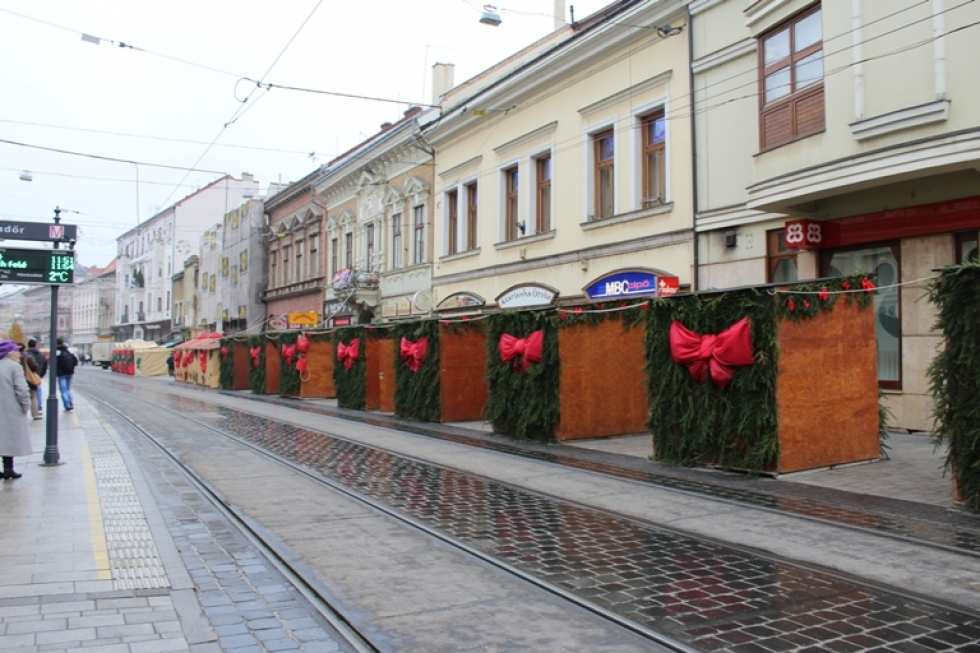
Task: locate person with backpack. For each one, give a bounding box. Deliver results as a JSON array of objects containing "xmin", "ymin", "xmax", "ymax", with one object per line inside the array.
[
  {"xmin": 18, "ymin": 343, "xmax": 43, "ymax": 419},
  {"xmin": 55, "ymin": 338, "xmax": 78, "ymax": 412},
  {"xmin": 26, "ymin": 338, "xmax": 47, "ymax": 415}
]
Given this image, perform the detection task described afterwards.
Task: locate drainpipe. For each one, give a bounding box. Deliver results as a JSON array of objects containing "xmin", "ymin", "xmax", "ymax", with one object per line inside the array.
[{"xmin": 688, "ymin": 9, "xmax": 700, "ymax": 291}]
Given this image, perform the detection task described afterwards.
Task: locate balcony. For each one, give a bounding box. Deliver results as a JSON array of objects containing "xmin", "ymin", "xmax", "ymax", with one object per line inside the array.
[{"xmin": 262, "ymin": 276, "xmax": 325, "ymax": 302}]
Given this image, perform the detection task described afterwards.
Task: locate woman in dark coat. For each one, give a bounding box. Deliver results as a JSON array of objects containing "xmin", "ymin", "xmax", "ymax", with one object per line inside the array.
[{"xmin": 0, "ymin": 339, "xmax": 32, "ymax": 479}]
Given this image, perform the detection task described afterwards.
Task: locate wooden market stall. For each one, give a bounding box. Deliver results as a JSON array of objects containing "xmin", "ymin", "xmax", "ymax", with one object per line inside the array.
[
  {"xmin": 437, "ymin": 323, "xmax": 488, "ymax": 422},
  {"xmin": 264, "ymin": 340, "xmax": 281, "ymax": 395},
  {"xmin": 230, "ymin": 340, "xmax": 251, "ymax": 390},
  {"xmin": 174, "ymin": 333, "xmax": 222, "ymax": 389},
  {"xmin": 300, "ymin": 334, "xmax": 336, "ymax": 399},
  {"xmin": 365, "ymin": 335, "xmax": 395, "ymax": 412},
  {"xmin": 134, "ymin": 347, "xmax": 170, "ymax": 377}
]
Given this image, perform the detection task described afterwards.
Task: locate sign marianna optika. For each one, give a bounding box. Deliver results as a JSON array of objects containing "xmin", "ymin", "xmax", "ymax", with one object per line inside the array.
[
  {"xmin": 495, "ymin": 283, "xmax": 558, "ymax": 309},
  {"xmin": 0, "ymin": 247, "xmax": 75, "ymax": 285}
]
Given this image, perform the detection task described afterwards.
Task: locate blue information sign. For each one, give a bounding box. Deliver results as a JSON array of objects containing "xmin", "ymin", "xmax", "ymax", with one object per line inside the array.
[{"xmin": 584, "ymin": 270, "xmax": 658, "ymax": 299}]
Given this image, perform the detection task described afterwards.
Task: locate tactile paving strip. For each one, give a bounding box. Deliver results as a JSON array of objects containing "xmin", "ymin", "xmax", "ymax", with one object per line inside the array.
[{"xmin": 86, "ymin": 425, "xmax": 170, "ymax": 590}]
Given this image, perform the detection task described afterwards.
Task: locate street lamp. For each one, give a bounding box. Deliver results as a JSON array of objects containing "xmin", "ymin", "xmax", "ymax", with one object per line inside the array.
[{"xmin": 479, "ymin": 5, "xmax": 502, "ymax": 26}]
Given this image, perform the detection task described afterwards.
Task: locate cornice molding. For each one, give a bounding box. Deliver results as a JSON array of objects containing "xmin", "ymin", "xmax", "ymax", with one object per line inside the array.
[
  {"xmin": 578, "ymin": 71, "xmax": 672, "ymax": 116},
  {"xmin": 493, "ymin": 121, "xmax": 558, "ymax": 156},
  {"xmin": 438, "ymin": 155, "xmax": 483, "ymax": 180},
  {"xmin": 690, "ymin": 0, "xmax": 725, "ymax": 16},
  {"xmin": 692, "ymin": 38, "xmax": 756, "ymax": 75},
  {"xmin": 849, "ymin": 99, "xmax": 951, "ymax": 142}
]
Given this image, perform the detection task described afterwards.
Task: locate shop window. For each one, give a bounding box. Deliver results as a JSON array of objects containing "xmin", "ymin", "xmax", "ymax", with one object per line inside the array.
[
  {"xmin": 759, "ymin": 5, "xmax": 824, "ymax": 151},
  {"xmin": 955, "ymin": 231, "xmax": 979, "ymax": 263},
  {"xmin": 535, "ymin": 154, "xmax": 551, "ymax": 233},
  {"xmin": 821, "ymin": 243, "xmax": 901, "ymax": 389},
  {"xmin": 766, "ymin": 229, "xmax": 799, "ymax": 283},
  {"xmin": 593, "ymin": 129, "xmax": 615, "ymax": 219},
  {"xmin": 447, "ymin": 189, "xmax": 459, "ymax": 255},
  {"xmin": 641, "ymin": 111, "xmax": 666, "ymax": 207}
]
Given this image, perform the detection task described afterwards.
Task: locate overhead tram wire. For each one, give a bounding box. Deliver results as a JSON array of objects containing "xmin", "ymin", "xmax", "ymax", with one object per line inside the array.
[
  {"xmin": 0, "ymin": 137, "xmax": 227, "ymax": 174},
  {"xmin": 156, "ymin": 0, "xmax": 325, "ymax": 209}
]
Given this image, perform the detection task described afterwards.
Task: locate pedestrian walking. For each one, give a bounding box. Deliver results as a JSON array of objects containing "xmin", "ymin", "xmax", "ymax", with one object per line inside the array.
[
  {"xmin": 19, "ymin": 343, "xmax": 43, "ymax": 420},
  {"xmin": 0, "ymin": 339, "xmax": 32, "ymax": 480},
  {"xmin": 26, "ymin": 338, "xmax": 47, "ymax": 415},
  {"xmin": 55, "ymin": 338, "xmax": 78, "ymax": 412}
]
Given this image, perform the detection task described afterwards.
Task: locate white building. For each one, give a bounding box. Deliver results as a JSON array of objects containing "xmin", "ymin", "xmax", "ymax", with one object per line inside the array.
[
  {"xmin": 114, "ymin": 173, "xmax": 259, "ymax": 341},
  {"xmin": 71, "ymin": 260, "xmax": 117, "ymax": 358}
]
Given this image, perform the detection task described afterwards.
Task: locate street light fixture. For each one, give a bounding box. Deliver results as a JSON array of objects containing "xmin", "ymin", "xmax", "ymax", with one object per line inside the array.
[
  {"xmin": 18, "ymin": 170, "xmax": 32, "ymax": 182},
  {"xmin": 480, "ymin": 5, "xmax": 502, "ymax": 26}
]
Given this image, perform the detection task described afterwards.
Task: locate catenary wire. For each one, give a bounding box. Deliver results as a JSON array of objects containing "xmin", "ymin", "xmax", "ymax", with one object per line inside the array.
[{"xmin": 0, "ymin": 137, "xmax": 228, "ymax": 174}]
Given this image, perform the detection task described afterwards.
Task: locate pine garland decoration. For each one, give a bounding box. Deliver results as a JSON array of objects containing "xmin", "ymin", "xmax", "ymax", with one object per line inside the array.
[
  {"xmin": 279, "ymin": 332, "xmax": 300, "ymax": 397},
  {"xmin": 248, "ymin": 335, "xmax": 266, "ymax": 394},
  {"xmin": 334, "ymin": 327, "xmax": 366, "ymax": 410},
  {"xmin": 219, "ymin": 338, "xmax": 234, "ymax": 389},
  {"xmin": 393, "ymin": 320, "xmax": 440, "ymax": 421},
  {"xmin": 776, "ymin": 274, "xmax": 875, "ymax": 321},
  {"xmin": 646, "ymin": 290, "xmax": 779, "ymax": 470},
  {"xmin": 928, "ymin": 262, "xmax": 980, "ymax": 510},
  {"xmin": 486, "ymin": 310, "xmax": 559, "ymax": 441},
  {"xmin": 557, "ymin": 300, "xmax": 648, "ymax": 330}
]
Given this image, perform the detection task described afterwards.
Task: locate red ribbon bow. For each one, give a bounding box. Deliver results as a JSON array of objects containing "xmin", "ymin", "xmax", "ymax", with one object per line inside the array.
[
  {"xmin": 337, "ymin": 339, "xmax": 360, "ymax": 370},
  {"xmin": 283, "ymin": 343, "xmax": 297, "ymax": 365},
  {"xmin": 296, "ymin": 334, "xmax": 310, "ymax": 354},
  {"xmin": 296, "ymin": 354, "xmax": 308, "ymax": 375},
  {"xmin": 199, "ymin": 350, "xmax": 208, "ymax": 373},
  {"xmin": 399, "ymin": 336, "xmax": 429, "ymax": 373},
  {"xmin": 220, "ymin": 346, "xmax": 229, "ymax": 358},
  {"xmin": 249, "ymin": 346, "xmax": 261, "ymax": 367},
  {"xmin": 498, "ymin": 330, "xmax": 544, "ymax": 373},
  {"xmin": 668, "ymin": 318, "xmax": 754, "ymax": 388}
]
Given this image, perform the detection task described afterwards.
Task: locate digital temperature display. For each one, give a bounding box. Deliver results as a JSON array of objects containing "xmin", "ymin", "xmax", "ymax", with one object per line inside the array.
[{"xmin": 0, "ymin": 247, "xmax": 75, "ymax": 285}]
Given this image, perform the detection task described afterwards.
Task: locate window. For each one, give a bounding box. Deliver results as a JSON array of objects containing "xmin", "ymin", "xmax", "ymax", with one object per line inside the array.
[
  {"xmin": 283, "ymin": 245, "xmax": 291, "ymax": 284},
  {"xmin": 413, "ymin": 205, "xmax": 425, "ymax": 265},
  {"xmin": 447, "ymin": 189, "xmax": 459, "ymax": 255},
  {"xmin": 166, "ymin": 291, "xmax": 170, "ymax": 313},
  {"xmin": 536, "ymin": 155, "xmax": 551, "ymax": 233},
  {"xmin": 593, "ymin": 130, "xmax": 615, "ymax": 219},
  {"xmin": 345, "ymin": 232, "xmax": 353, "ymax": 269},
  {"xmin": 270, "ymin": 252, "xmax": 277, "ymax": 287},
  {"xmin": 331, "ymin": 238, "xmax": 339, "ymax": 276},
  {"xmin": 821, "ymin": 243, "xmax": 901, "ymax": 389},
  {"xmin": 466, "ymin": 182, "xmax": 478, "ymax": 250},
  {"xmin": 504, "ymin": 167, "xmax": 520, "ymax": 240},
  {"xmin": 240, "ymin": 249, "xmax": 249, "ymax": 273},
  {"xmin": 157, "ymin": 296, "xmax": 162, "ymax": 312},
  {"xmin": 309, "ymin": 235, "xmax": 319, "ymax": 276},
  {"xmin": 392, "ymin": 214, "xmax": 403, "ymax": 269},
  {"xmin": 759, "ymin": 6, "xmax": 824, "ymax": 150},
  {"xmin": 641, "ymin": 112, "xmax": 666, "ymax": 206},
  {"xmin": 295, "ymin": 239, "xmax": 304, "ymax": 280},
  {"xmin": 766, "ymin": 229, "xmax": 798, "ymax": 283},
  {"xmin": 955, "ymin": 231, "xmax": 979, "ymax": 263},
  {"xmin": 365, "ymin": 224, "xmax": 375, "ymax": 270}
]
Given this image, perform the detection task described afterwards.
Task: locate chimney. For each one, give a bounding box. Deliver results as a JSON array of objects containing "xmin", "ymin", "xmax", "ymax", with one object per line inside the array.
[
  {"xmin": 554, "ymin": 0, "xmax": 565, "ymax": 30},
  {"xmin": 380, "ymin": 122, "xmax": 394, "ymax": 131},
  {"xmin": 431, "ymin": 62, "xmax": 455, "ymax": 105}
]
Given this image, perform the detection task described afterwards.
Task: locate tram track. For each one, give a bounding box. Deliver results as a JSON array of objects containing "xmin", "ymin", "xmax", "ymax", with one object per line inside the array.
[
  {"xmin": 89, "ymin": 390, "xmax": 698, "ymax": 653},
  {"xmin": 83, "ymin": 379, "xmax": 980, "ymax": 653}
]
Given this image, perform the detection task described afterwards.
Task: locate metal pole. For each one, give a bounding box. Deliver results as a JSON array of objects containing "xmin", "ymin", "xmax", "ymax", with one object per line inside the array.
[{"xmin": 42, "ymin": 207, "xmax": 61, "ymax": 466}]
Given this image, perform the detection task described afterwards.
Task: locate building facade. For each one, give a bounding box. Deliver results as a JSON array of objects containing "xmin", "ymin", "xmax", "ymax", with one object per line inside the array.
[
  {"xmin": 691, "ymin": 0, "xmax": 980, "ymax": 429},
  {"xmin": 114, "ymin": 173, "xmax": 259, "ymax": 342},
  {"xmin": 72, "ymin": 260, "xmax": 117, "ymax": 357},
  {"xmin": 219, "ymin": 199, "xmax": 268, "ymax": 334},
  {"xmin": 263, "ymin": 174, "xmax": 326, "ymax": 330},
  {"xmin": 171, "ymin": 255, "xmax": 199, "ymax": 337},
  {"xmin": 425, "ymin": 0, "xmax": 693, "ymax": 313},
  {"xmin": 315, "ymin": 107, "xmax": 436, "ymax": 325}
]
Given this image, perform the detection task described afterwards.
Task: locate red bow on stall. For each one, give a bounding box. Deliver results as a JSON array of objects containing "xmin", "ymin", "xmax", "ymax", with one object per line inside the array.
[
  {"xmin": 499, "ymin": 330, "xmax": 544, "ymax": 373},
  {"xmin": 296, "ymin": 334, "xmax": 310, "ymax": 354},
  {"xmin": 296, "ymin": 354, "xmax": 309, "ymax": 376},
  {"xmin": 337, "ymin": 339, "xmax": 360, "ymax": 370},
  {"xmin": 399, "ymin": 336, "xmax": 429, "ymax": 373},
  {"xmin": 220, "ymin": 346, "xmax": 229, "ymax": 358},
  {"xmin": 249, "ymin": 346, "xmax": 261, "ymax": 368},
  {"xmin": 283, "ymin": 343, "xmax": 297, "ymax": 365},
  {"xmin": 669, "ymin": 317, "xmax": 754, "ymax": 388},
  {"xmin": 199, "ymin": 350, "xmax": 208, "ymax": 373}
]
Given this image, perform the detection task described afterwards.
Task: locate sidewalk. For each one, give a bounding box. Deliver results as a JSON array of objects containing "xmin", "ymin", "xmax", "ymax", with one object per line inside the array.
[{"xmin": 0, "ymin": 395, "xmax": 344, "ymax": 653}]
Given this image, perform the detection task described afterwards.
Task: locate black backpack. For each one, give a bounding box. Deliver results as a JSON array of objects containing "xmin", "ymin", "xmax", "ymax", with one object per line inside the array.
[{"xmin": 58, "ymin": 349, "xmax": 78, "ymax": 375}]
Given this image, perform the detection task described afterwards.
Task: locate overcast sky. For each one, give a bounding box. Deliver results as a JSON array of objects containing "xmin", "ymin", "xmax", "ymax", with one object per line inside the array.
[{"xmin": 0, "ymin": 0, "xmax": 609, "ymax": 269}]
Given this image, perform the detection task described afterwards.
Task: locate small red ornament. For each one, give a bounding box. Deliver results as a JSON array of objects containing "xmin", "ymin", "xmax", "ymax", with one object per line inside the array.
[
  {"xmin": 841, "ymin": 280, "xmax": 851, "ymax": 290},
  {"xmin": 573, "ymin": 307, "xmax": 584, "ymax": 315},
  {"xmin": 786, "ymin": 298, "xmax": 797, "ymax": 313},
  {"xmin": 861, "ymin": 277, "xmax": 876, "ymax": 291},
  {"xmin": 220, "ymin": 346, "xmax": 229, "ymax": 357},
  {"xmin": 249, "ymin": 346, "xmax": 261, "ymax": 367},
  {"xmin": 818, "ymin": 288, "xmax": 830, "ymax": 302},
  {"xmin": 803, "ymin": 299, "xmax": 811, "ymax": 310},
  {"xmin": 296, "ymin": 334, "xmax": 310, "ymax": 354}
]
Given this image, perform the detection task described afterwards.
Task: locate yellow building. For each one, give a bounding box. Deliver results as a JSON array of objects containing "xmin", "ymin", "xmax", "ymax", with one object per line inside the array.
[{"xmin": 425, "ymin": 0, "xmax": 693, "ymax": 311}]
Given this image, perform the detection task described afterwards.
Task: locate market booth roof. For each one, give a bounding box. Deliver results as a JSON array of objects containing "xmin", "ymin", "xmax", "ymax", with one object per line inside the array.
[{"xmin": 175, "ymin": 332, "xmax": 222, "ymax": 351}]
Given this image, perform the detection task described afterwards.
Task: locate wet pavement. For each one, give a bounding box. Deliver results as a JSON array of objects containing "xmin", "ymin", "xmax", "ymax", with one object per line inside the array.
[
  {"xmin": 225, "ymin": 391, "xmax": 980, "ymax": 558},
  {"xmin": 82, "ymin": 379, "xmax": 980, "ymax": 653}
]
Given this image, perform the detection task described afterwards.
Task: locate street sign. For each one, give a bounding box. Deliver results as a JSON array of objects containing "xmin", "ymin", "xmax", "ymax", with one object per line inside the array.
[
  {"xmin": 0, "ymin": 247, "xmax": 75, "ymax": 284},
  {"xmin": 0, "ymin": 220, "xmax": 78, "ymax": 242}
]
